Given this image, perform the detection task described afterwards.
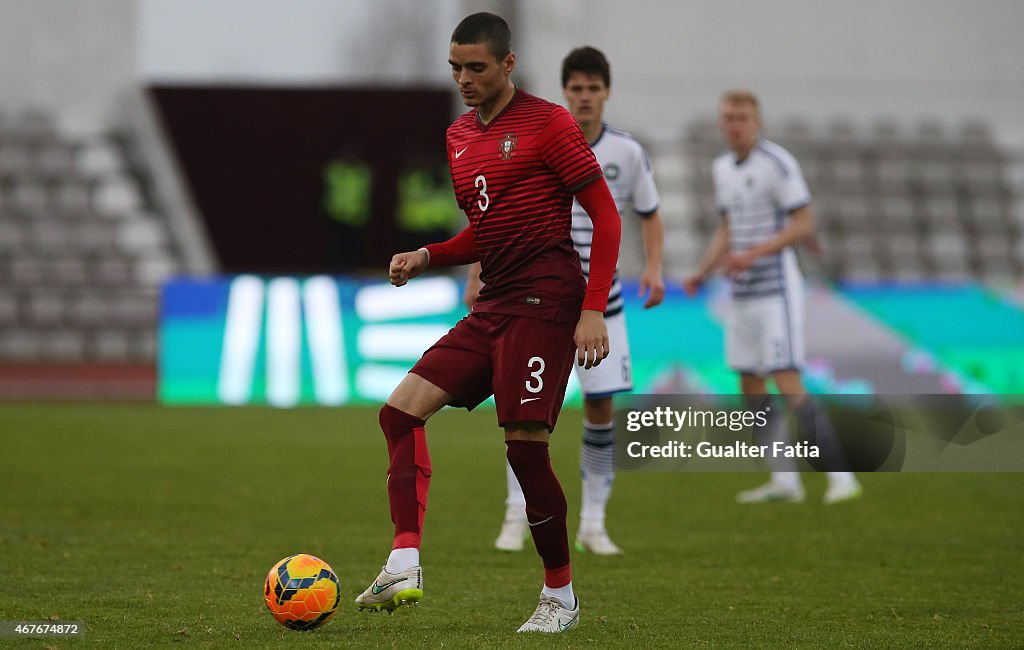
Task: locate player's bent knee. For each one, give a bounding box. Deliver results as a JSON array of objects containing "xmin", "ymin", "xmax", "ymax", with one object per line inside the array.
[
  {"xmin": 504, "ymin": 421, "xmax": 550, "ymax": 442},
  {"xmin": 740, "ymin": 373, "xmax": 768, "ymax": 396},
  {"xmin": 583, "ymin": 396, "xmax": 614, "ymax": 424}
]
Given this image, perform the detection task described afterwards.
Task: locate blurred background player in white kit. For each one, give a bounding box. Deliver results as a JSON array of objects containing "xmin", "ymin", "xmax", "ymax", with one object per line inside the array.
[
  {"xmin": 684, "ymin": 90, "xmax": 861, "ymax": 505},
  {"xmin": 466, "ymin": 46, "xmax": 666, "ymax": 554}
]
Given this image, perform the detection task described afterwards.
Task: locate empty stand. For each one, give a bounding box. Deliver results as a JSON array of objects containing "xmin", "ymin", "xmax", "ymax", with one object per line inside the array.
[{"xmin": 0, "ymin": 107, "xmax": 180, "ymax": 363}]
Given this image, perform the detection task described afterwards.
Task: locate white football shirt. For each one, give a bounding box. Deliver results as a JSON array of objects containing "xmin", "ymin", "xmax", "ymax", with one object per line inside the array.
[
  {"xmin": 572, "ymin": 124, "xmax": 660, "ymax": 316},
  {"xmin": 712, "ymin": 138, "xmax": 810, "ymax": 300}
]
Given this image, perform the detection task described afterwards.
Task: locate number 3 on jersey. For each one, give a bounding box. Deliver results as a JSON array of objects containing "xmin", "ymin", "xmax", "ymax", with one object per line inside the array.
[
  {"xmin": 525, "ymin": 356, "xmax": 545, "ymax": 393},
  {"xmin": 475, "ymin": 174, "xmax": 489, "ymax": 212}
]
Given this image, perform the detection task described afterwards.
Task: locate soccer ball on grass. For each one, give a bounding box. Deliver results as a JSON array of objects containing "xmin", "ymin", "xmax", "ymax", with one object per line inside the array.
[{"xmin": 263, "ymin": 554, "xmax": 340, "ymax": 630}]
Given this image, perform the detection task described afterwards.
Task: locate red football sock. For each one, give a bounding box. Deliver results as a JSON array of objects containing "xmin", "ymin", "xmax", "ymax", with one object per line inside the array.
[
  {"xmin": 506, "ymin": 440, "xmax": 571, "ymax": 587},
  {"xmin": 379, "ymin": 404, "xmax": 431, "ymax": 550}
]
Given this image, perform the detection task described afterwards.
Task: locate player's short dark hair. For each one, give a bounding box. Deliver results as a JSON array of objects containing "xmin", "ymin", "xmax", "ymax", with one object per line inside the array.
[
  {"xmin": 561, "ymin": 46, "xmax": 611, "ymax": 88},
  {"xmin": 451, "ymin": 12, "xmax": 512, "ymax": 60}
]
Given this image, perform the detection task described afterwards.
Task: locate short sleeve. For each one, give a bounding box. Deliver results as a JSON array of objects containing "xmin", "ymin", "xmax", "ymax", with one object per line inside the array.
[
  {"xmin": 539, "ymin": 107, "xmax": 603, "ymax": 192},
  {"xmin": 712, "ymin": 160, "xmax": 727, "ymax": 214},
  {"xmin": 631, "ymin": 145, "xmax": 660, "ymax": 216},
  {"xmin": 772, "ymin": 154, "xmax": 811, "ymax": 212}
]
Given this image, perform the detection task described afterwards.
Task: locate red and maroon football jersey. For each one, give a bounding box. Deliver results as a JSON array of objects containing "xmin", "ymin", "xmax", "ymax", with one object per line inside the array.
[{"xmin": 446, "ymin": 90, "xmax": 603, "ymax": 322}]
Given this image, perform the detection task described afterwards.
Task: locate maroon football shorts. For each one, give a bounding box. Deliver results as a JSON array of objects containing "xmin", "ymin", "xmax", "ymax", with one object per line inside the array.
[{"xmin": 409, "ymin": 311, "xmax": 577, "ymax": 432}]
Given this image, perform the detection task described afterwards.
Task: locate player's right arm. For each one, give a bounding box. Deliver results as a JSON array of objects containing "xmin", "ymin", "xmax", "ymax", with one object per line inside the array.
[
  {"xmin": 389, "ymin": 223, "xmax": 479, "ymax": 287},
  {"xmin": 573, "ymin": 177, "xmax": 621, "ymax": 368},
  {"xmin": 684, "ymin": 220, "xmax": 731, "ymax": 296}
]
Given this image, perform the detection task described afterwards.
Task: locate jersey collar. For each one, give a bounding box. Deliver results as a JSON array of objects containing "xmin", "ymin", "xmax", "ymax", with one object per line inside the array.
[
  {"xmin": 475, "ymin": 86, "xmax": 520, "ymax": 132},
  {"xmin": 733, "ymin": 137, "xmax": 762, "ymax": 166}
]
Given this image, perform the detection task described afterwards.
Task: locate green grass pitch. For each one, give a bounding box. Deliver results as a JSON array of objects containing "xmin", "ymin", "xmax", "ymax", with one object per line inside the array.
[{"xmin": 1, "ymin": 403, "xmax": 1022, "ymax": 648}]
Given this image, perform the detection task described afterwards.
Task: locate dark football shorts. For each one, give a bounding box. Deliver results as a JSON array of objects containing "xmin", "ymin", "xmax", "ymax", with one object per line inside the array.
[{"xmin": 409, "ymin": 311, "xmax": 577, "ymax": 432}]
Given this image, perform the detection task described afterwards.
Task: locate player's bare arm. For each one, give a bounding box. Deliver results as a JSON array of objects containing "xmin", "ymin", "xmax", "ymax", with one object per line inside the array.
[
  {"xmin": 574, "ymin": 309, "xmax": 609, "ymax": 369},
  {"xmin": 389, "ymin": 249, "xmax": 430, "ymax": 287},
  {"xmin": 685, "ymin": 220, "xmax": 731, "ymax": 295},
  {"xmin": 638, "ymin": 210, "xmax": 665, "ymax": 308},
  {"xmin": 723, "ymin": 204, "xmax": 813, "ymax": 275}
]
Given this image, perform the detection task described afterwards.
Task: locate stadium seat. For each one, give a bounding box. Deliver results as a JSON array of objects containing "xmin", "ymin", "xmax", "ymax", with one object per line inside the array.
[
  {"xmin": 53, "ymin": 255, "xmax": 88, "ymax": 287},
  {"xmin": 0, "ymin": 143, "xmax": 31, "ymax": 180},
  {"xmin": 9, "ymin": 253, "xmax": 48, "ymax": 286},
  {"xmin": 91, "ymin": 330, "xmax": 131, "ymax": 362},
  {"xmin": 75, "ymin": 220, "xmax": 118, "ymax": 255},
  {"xmin": 52, "ymin": 178, "xmax": 93, "ymax": 216},
  {"xmin": 0, "ymin": 329, "xmax": 41, "ymax": 360},
  {"xmin": 135, "ymin": 255, "xmax": 178, "ymax": 287},
  {"xmin": 74, "ymin": 137, "xmax": 124, "ymax": 178},
  {"xmin": 916, "ymin": 159, "xmax": 958, "ymax": 192},
  {"xmin": 42, "ymin": 330, "xmax": 87, "ymax": 362},
  {"xmin": 0, "ymin": 293, "xmax": 18, "ymax": 326},
  {"xmin": 67, "ymin": 294, "xmax": 109, "ymax": 328},
  {"xmin": 28, "ymin": 219, "xmax": 71, "ymax": 250},
  {"xmin": 25, "ymin": 291, "xmax": 66, "ymax": 327},
  {"xmin": 927, "ymin": 233, "xmax": 970, "ymax": 270},
  {"xmin": 968, "ymin": 196, "xmax": 1009, "ymax": 230},
  {"xmin": 117, "ymin": 216, "xmax": 168, "ymax": 254},
  {"xmin": 0, "ymin": 103, "xmax": 183, "ymax": 367},
  {"xmin": 831, "ymin": 156, "xmax": 866, "ymax": 193},
  {"xmin": 92, "ymin": 174, "xmax": 143, "ymax": 218},
  {"xmin": 877, "ymin": 195, "xmax": 916, "ymax": 233},
  {"xmin": 883, "ymin": 233, "xmax": 922, "ymax": 272},
  {"xmin": 9, "ymin": 180, "xmax": 49, "ymax": 217},
  {"xmin": 34, "ymin": 142, "xmax": 76, "ymax": 179},
  {"xmin": 874, "ymin": 156, "xmax": 914, "ymax": 194},
  {"xmin": 91, "ymin": 257, "xmax": 135, "ymax": 287},
  {"xmin": 0, "ymin": 220, "xmax": 25, "ymax": 250}
]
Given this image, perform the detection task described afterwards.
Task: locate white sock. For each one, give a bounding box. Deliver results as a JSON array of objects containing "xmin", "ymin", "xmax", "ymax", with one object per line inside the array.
[
  {"xmin": 580, "ymin": 420, "xmax": 615, "ymax": 524},
  {"xmin": 505, "ymin": 460, "xmax": 526, "ymax": 511},
  {"xmin": 385, "ymin": 547, "xmax": 419, "ymax": 573},
  {"xmin": 580, "ymin": 472, "xmax": 613, "ymax": 524},
  {"xmin": 826, "ymin": 471, "xmax": 858, "ymax": 488},
  {"xmin": 771, "ymin": 471, "xmax": 802, "ymax": 492},
  {"xmin": 541, "ymin": 581, "xmax": 575, "ymax": 610}
]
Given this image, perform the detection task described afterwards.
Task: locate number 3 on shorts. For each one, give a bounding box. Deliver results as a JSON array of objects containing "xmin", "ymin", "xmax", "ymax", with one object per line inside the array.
[{"xmin": 525, "ymin": 356, "xmax": 545, "ymax": 393}]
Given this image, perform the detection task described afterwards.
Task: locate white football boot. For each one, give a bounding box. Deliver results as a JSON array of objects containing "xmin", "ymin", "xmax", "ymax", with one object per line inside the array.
[
  {"xmin": 575, "ymin": 522, "xmax": 623, "ymax": 555},
  {"xmin": 736, "ymin": 481, "xmax": 806, "ymax": 504},
  {"xmin": 823, "ymin": 478, "xmax": 863, "ymax": 505},
  {"xmin": 494, "ymin": 505, "xmax": 529, "ymax": 552},
  {"xmin": 355, "ymin": 566, "xmax": 422, "ymax": 613},
  {"xmin": 517, "ymin": 595, "xmax": 580, "ymax": 633}
]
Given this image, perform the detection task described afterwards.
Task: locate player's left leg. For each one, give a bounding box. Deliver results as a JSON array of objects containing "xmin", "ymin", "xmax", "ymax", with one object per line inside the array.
[
  {"xmin": 506, "ymin": 422, "xmax": 579, "ymax": 633},
  {"xmin": 736, "ymin": 372, "xmax": 805, "ymax": 503},
  {"xmin": 491, "ymin": 314, "xmax": 580, "ymax": 632},
  {"xmin": 574, "ymin": 312, "xmax": 631, "ymax": 554},
  {"xmin": 576, "ymin": 395, "xmax": 621, "ymax": 554},
  {"xmin": 775, "ymin": 371, "xmax": 862, "ymax": 504}
]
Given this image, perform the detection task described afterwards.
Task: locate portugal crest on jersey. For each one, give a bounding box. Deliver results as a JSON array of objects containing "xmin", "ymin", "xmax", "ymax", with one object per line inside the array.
[{"xmin": 499, "ymin": 133, "xmax": 517, "ymax": 160}]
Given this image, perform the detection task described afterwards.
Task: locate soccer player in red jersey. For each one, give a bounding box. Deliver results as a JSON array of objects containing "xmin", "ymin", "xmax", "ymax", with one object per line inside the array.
[{"xmin": 354, "ymin": 12, "xmax": 621, "ymax": 633}]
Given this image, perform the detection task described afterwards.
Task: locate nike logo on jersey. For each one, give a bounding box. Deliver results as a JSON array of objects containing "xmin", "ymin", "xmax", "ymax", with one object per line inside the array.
[
  {"xmin": 455, "ymin": 147, "xmax": 468, "ymax": 158},
  {"xmin": 520, "ymin": 397, "xmax": 541, "ymax": 404}
]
